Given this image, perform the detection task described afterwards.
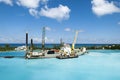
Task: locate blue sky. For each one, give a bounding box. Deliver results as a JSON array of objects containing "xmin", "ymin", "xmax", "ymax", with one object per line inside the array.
[{"xmin": 0, "ymin": 0, "xmax": 120, "ymax": 44}]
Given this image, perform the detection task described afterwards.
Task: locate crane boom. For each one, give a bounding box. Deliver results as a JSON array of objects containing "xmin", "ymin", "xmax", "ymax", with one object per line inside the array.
[{"xmin": 72, "ymin": 30, "xmax": 79, "ymax": 50}]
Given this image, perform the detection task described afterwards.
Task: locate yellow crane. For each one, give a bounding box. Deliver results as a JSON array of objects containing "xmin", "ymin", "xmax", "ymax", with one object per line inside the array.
[{"xmin": 72, "ymin": 30, "xmax": 80, "ymax": 50}]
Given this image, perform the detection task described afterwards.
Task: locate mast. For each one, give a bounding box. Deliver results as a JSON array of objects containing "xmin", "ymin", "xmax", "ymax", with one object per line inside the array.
[
  {"xmin": 60, "ymin": 38, "xmax": 64, "ymax": 47},
  {"xmin": 42, "ymin": 27, "xmax": 45, "ymax": 50}
]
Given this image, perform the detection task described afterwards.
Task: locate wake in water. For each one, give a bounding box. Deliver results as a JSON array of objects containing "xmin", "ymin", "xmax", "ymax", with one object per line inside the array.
[{"xmin": 87, "ymin": 50, "xmax": 120, "ymax": 57}]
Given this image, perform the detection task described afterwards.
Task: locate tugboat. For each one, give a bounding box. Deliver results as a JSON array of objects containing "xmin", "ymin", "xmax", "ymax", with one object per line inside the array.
[
  {"xmin": 56, "ymin": 30, "xmax": 87, "ymax": 59},
  {"xmin": 56, "ymin": 44, "xmax": 79, "ymax": 59}
]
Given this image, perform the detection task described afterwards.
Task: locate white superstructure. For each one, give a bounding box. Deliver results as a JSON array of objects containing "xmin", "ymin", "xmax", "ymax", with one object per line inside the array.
[
  {"xmin": 60, "ymin": 44, "xmax": 71, "ymax": 55},
  {"xmin": 15, "ymin": 46, "xmax": 27, "ymax": 51}
]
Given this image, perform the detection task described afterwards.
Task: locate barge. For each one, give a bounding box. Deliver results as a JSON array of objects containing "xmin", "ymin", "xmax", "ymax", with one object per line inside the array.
[
  {"xmin": 25, "ymin": 30, "xmax": 88, "ymax": 59},
  {"xmin": 25, "ymin": 47, "xmax": 87, "ymax": 59}
]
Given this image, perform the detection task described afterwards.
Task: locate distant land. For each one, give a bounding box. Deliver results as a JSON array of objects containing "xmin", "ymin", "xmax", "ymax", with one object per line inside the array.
[{"xmin": 0, "ymin": 43, "xmax": 120, "ymax": 51}]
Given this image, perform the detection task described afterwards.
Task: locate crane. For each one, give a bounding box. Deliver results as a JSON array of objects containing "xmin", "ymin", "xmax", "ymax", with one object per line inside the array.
[{"xmin": 72, "ymin": 30, "xmax": 80, "ymax": 50}]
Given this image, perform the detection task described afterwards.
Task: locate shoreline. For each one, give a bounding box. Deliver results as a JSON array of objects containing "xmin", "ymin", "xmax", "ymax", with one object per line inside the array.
[
  {"xmin": 0, "ymin": 49, "xmax": 120, "ymax": 52},
  {"xmin": 0, "ymin": 44, "xmax": 120, "ymax": 51}
]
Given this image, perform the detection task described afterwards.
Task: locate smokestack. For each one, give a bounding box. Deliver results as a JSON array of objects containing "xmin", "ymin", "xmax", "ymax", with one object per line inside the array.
[
  {"xmin": 30, "ymin": 38, "xmax": 33, "ymax": 52},
  {"xmin": 26, "ymin": 32, "xmax": 28, "ymax": 50}
]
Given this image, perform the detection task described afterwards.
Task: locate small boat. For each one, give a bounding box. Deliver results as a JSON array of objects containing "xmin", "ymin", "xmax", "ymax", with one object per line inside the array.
[
  {"xmin": 56, "ymin": 44, "xmax": 87, "ymax": 59},
  {"xmin": 55, "ymin": 30, "xmax": 87, "ymax": 59},
  {"xmin": 4, "ymin": 56, "xmax": 14, "ymax": 58}
]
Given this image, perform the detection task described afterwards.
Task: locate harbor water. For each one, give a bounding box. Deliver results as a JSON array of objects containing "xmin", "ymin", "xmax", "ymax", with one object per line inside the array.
[{"xmin": 0, "ymin": 50, "xmax": 120, "ymax": 80}]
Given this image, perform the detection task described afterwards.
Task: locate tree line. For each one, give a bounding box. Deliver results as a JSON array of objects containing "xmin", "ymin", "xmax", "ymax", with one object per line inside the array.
[
  {"xmin": 0, "ymin": 44, "xmax": 15, "ymax": 51},
  {"xmin": 0, "ymin": 44, "xmax": 120, "ymax": 51}
]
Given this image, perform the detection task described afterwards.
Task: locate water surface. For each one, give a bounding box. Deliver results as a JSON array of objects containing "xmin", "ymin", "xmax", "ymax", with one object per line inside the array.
[{"xmin": 0, "ymin": 50, "xmax": 120, "ymax": 80}]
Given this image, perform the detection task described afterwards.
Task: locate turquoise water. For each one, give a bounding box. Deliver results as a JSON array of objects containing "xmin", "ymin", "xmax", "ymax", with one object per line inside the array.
[{"xmin": 0, "ymin": 50, "xmax": 120, "ymax": 80}]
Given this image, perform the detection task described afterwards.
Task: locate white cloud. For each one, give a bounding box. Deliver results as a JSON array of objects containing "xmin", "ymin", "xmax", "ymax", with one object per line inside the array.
[
  {"xmin": 0, "ymin": 0, "xmax": 71, "ymax": 21},
  {"xmin": 33, "ymin": 37, "xmax": 41, "ymax": 42},
  {"xmin": 40, "ymin": 5, "xmax": 71, "ymax": 21},
  {"xmin": 45, "ymin": 27, "xmax": 51, "ymax": 31},
  {"xmin": 64, "ymin": 28, "xmax": 71, "ymax": 32},
  {"xmin": 45, "ymin": 37, "xmax": 54, "ymax": 43},
  {"xmin": 17, "ymin": 0, "xmax": 40, "ymax": 9},
  {"xmin": 16, "ymin": 0, "xmax": 49, "ymax": 18},
  {"xmin": 118, "ymin": 22, "xmax": 120, "ymax": 25},
  {"xmin": 78, "ymin": 30, "xmax": 84, "ymax": 33},
  {"xmin": 17, "ymin": 0, "xmax": 48, "ymax": 9},
  {"xmin": 0, "ymin": 36, "xmax": 25, "ymax": 43},
  {"xmin": 91, "ymin": 0, "xmax": 120, "ymax": 16},
  {"xmin": 0, "ymin": 0, "xmax": 13, "ymax": 6},
  {"xmin": 33, "ymin": 37, "xmax": 54, "ymax": 43},
  {"xmin": 29, "ymin": 8, "xmax": 39, "ymax": 17}
]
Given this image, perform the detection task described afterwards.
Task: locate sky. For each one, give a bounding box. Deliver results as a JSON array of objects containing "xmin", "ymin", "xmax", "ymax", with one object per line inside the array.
[{"xmin": 0, "ymin": 0, "xmax": 120, "ymax": 44}]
